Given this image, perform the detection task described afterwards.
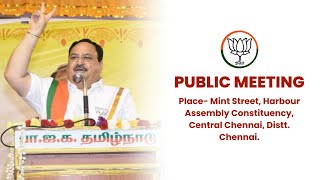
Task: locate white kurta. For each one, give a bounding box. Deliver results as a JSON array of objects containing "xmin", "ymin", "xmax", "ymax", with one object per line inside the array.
[{"xmin": 23, "ymin": 73, "xmax": 137, "ymax": 121}]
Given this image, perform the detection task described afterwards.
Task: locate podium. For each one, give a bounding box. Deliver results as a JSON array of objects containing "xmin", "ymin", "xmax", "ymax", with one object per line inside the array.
[{"xmin": 13, "ymin": 127, "xmax": 160, "ymax": 180}]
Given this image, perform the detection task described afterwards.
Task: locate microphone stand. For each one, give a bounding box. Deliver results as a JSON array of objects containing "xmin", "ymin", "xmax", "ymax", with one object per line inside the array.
[{"xmin": 83, "ymin": 78, "xmax": 90, "ymax": 126}]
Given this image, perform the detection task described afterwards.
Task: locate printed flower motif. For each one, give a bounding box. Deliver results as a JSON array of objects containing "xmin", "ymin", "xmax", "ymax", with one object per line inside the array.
[
  {"xmin": 227, "ymin": 37, "xmax": 252, "ymax": 65},
  {"xmin": 41, "ymin": 119, "xmax": 50, "ymax": 127},
  {"xmin": 64, "ymin": 119, "xmax": 74, "ymax": 128}
]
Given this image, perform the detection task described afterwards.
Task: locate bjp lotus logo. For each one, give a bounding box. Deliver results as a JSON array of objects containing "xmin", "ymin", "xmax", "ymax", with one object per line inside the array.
[{"xmin": 221, "ymin": 30, "xmax": 258, "ymax": 68}]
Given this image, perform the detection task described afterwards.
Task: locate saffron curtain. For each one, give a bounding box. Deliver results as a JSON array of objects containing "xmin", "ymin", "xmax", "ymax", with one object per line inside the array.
[{"xmin": 0, "ymin": 0, "xmax": 156, "ymax": 18}]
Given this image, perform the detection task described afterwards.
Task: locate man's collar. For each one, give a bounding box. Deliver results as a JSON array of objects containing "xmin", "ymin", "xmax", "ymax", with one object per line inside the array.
[{"xmin": 67, "ymin": 78, "xmax": 103, "ymax": 91}]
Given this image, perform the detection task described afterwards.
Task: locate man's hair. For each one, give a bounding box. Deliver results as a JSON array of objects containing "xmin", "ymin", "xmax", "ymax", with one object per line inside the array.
[
  {"xmin": 51, "ymin": 64, "xmax": 67, "ymax": 78},
  {"xmin": 68, "ymin": 38, "xmax": 103, "ymax": 62}
]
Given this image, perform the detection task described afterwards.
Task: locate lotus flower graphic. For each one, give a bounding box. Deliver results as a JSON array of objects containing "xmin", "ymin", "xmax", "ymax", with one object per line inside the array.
[{"xmin": 227, "ymin": 38, "xmax": 252, "ymax": 65}]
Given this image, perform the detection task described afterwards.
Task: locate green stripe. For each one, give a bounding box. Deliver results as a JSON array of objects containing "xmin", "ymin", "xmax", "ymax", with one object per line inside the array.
[{"xmin": 46, "ymin": 79, "xmax": 58, "ymax": 119}]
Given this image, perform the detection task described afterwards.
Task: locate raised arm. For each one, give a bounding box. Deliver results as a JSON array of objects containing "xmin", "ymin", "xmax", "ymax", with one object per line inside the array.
[{"xmin": 4, "ymin": 2, "xmax": 56, "ymax": 96}]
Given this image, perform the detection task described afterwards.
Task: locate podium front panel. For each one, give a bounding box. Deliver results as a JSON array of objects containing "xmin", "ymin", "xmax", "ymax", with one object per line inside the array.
[{"xmin": 14, "ymin": 128, "xmax": 160, "ymax": 180}]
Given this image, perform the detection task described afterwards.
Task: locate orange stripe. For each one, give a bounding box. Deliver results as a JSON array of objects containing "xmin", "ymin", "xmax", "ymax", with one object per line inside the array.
[
  {"xmin": 51, "ymin": 80, "xmax": 69, "ymax": 120},
  {"xmin": 107, "ymin": 88, "xmax": 124, "ymax": 120}
]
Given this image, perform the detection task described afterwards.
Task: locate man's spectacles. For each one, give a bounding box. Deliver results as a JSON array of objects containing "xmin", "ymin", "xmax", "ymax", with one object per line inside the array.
[{"xmin": 68, "ymin": 54, "xmax": 96, "ymax": 61}]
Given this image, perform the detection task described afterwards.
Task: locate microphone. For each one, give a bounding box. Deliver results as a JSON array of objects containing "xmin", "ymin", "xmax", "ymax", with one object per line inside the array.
[
  {"xmin": 73, "ymin": 72, "xmax": 83, "ymax": 83},
  {"xmin": 73, "ymin": 72, "xmax": 91, "ymax": 126}
]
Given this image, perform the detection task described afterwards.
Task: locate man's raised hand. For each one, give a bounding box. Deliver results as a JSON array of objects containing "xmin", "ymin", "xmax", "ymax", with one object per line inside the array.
[{"xmin": 29, "ymin": 2, "xmax": 56, "ymax": 37}]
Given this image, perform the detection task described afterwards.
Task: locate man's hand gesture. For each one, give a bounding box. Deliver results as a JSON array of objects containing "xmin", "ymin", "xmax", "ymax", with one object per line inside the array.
[{"xmin": 29, "ymin": 2, "xmax": 56, "ymax": 37}]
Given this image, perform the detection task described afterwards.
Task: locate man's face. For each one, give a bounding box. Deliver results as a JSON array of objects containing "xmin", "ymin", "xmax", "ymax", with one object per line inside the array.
[{"xmin": 66, "ymin": 42, "xmax": 103, "ymax": 88}]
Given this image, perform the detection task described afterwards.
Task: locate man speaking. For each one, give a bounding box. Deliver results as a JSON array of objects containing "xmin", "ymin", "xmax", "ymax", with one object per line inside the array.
[{"xmin": 4, "ymin": 2, "xmax": 137, "ymax": 123}]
